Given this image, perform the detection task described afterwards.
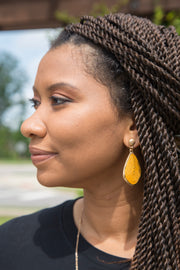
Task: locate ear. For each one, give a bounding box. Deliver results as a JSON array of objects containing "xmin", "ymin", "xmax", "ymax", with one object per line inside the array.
[{"xmin": 123, "ymin": 117, "xmax": 140, "ymax": 148}]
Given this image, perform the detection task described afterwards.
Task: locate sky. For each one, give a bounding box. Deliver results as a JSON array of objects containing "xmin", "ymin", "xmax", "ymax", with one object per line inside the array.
[{"xmin": 0, "ymin": 28, "xmax": 61, "ymax": 127}]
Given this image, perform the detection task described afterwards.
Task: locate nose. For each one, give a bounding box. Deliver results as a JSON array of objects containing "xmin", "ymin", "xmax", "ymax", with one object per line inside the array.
[{"xmin": 21, "ymin": 114, "xmax": 47, "ymax": 138}]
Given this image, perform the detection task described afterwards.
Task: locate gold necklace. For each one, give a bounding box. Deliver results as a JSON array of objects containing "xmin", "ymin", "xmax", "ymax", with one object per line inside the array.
[
  {"xmin": 74, "ymin": 210, "xmax": 132, "ymax": 269},
  {"xmin": 75, "ymin": 209, "xmax": 83, "ymax": 270}
]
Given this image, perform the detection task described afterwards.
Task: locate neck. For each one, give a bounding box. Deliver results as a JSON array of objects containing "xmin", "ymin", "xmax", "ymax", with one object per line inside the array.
[{"xmin": 74, "ymin": 180, "xmax": 143, "ymax": 258}]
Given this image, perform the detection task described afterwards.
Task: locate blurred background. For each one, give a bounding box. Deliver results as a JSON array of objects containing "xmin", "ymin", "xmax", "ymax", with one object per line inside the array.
[{"xmin": 0, "ymin": 0, "xmax": 179, "ymax": 224}]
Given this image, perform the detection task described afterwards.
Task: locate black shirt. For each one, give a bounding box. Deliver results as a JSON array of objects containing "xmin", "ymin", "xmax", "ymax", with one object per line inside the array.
[{"xmin": 0, "ymin": 199, "xmax": 131, "ymax": 270}]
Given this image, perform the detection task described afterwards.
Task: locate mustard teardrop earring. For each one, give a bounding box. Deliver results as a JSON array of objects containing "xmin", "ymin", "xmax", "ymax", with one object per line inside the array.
[{"xmin": 123, "ymin": 139, "xmax": 141, "ymax": 185}]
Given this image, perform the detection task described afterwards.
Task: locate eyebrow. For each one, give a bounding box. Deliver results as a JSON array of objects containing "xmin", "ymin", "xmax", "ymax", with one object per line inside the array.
[{"xmin": 33, "ymin": 82, "xmax": 79, "ymax": 93}]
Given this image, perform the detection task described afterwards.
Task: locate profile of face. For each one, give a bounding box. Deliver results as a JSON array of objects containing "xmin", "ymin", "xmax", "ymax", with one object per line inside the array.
[{"xmin": 21, "ymin": 44, "xmax": 138, "ymax": 189}]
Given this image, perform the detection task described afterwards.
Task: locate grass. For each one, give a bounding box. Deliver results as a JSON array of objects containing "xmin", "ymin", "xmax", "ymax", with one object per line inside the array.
[
  {"xmin": 0, "ymin": 159, "xmax": 31, "ymax": 164},
  {"xmin": 0, "ymin": 216, "xmax": 15, "ymax": 225}
]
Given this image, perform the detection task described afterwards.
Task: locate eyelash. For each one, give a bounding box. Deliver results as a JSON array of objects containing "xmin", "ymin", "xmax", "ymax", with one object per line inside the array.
[
  {"xmin": 49, "ymin": 96, "xmax": 70, "ymax": 106},
  {"xmin": 29, "ymin": 98, "xmax": 40, "ymax": 109},
  {"xmin": 29, "ymin": 96, "xmax": 71, "ymax": 109}
]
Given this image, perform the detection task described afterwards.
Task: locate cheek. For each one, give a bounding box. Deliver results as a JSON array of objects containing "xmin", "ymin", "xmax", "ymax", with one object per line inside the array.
[
  {"xmin": 36, "ymin": 96, "xmax": 127, "ymax": 188},
  {"xmin": 46, "ymin": 105, "xmax": 123, "ymax": 174},
  {"xmin": 48, "ymin": 103, "xmax": 120, "ymax": 151}
]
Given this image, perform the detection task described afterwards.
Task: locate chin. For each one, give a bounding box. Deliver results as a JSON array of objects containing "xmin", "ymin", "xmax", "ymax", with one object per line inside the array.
[
  {"xmin": 36, "ymin": 169, "xmax": 82, "ymax": 188},
  {"xmin": 36, "ymin": 172, "xmax": 62, "ymax": 187}
]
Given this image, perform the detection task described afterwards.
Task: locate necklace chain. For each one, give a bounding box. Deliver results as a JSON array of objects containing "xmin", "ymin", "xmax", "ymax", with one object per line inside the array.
[
  {"xmin": 75, "ymin": 209, "xmax": 83, "ymax": 270},
  {"xmin": 74, "ymin": 208, "xmax": 133, "ymax": 269}
]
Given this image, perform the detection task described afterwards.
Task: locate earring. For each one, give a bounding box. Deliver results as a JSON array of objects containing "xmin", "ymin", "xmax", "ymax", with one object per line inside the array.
[{"xmin": 123, "ymin": 139, "xmax": 141, "ymax": 185}]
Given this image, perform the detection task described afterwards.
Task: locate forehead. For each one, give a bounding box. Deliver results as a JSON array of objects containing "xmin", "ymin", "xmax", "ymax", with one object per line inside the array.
[
  {"xmin": 35, "ymin": 44, "xmax": 89, "ymax": 86},
  {"xmin": 34, "ymin": 43, "xmax": 110, "ymax": 98},
  {"xmin": 39, "ymin": 44, "xmax": 85, "ymax": 72}
]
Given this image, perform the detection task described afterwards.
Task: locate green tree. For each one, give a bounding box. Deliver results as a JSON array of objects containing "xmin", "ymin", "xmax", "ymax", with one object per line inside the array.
[
  {"xmin": 54, "ymin": 0, "xmax": 128, "ymax": 25},
  {"xmin": 153, "ymin": 6, "xmax": 180, "ymax": 34},
  {"xmin": 0, "ymin": 125, "xmax": 30, "ymax": 159},
  {"xmin": 54, "ymin": 1, "xmax": 180, "ymax": 35},
  {"xmin": 0, "ymin": 52, "xmax": 27, "ymax": 126},
  {"xmin": 0, "ymin": 52, "xmax": 29, "ymax": 159}
]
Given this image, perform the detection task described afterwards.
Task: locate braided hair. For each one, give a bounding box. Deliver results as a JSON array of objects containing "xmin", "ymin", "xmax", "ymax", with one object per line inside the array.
[{"xmin": 51, "ymin": 13, "xmax": 180, "ymax": 269}]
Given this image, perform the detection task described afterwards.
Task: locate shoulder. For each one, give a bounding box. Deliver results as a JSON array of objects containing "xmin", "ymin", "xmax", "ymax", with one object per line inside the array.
[
  {"xmin": 0, "ymin": 199, "xmax": 77, "ymax": 269},
  {"xmin": 0, "ymin": 199, "xmax": 75, "ymax": 241}
]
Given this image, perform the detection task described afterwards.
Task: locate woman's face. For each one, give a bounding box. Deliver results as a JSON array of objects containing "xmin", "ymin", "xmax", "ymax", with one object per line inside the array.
[{"xmin": 21, "ymin": 44, "xmax": 132, "ymax": 188}]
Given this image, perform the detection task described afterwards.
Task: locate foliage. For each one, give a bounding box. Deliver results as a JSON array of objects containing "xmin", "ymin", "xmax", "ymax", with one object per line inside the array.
[
  {"xmin": 54, "ymin": 1, "xmax": 180, "ymax": 35},
  {"xmin": 153, "ymin": 6, "xmax": 180, "ymax": 34},
  {"xmin": 55, "ymin": 10, "xmax": 78, "ymax": 25},
  {"xmin": 90, "ymin": 0, "xmax": 128, "ymax": 17},
  {"xmin": 0, "ymin": 125, "xmax": 30, "ymax": 159},
  {"xmin": 55, "ymin": 0, "xmax": 128, "ymax": 25},
  {"xmin": 0, "ymin": 52, "xmax": 27, "ymax": 127},
  {"xmin": 0, "ymin": 52, "xmax": 30, "ymax": 159}
]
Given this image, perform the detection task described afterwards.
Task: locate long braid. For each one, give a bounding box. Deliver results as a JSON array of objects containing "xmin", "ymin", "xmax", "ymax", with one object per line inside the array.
[{"xmin": 65, "ymin": 13, "xmax": 180, "ymax": 269}]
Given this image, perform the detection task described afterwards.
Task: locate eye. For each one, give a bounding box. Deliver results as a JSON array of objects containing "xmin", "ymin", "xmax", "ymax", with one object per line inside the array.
[
  {"xmin": 49, "ymin": 96, "xmax": 71, "ymax": 106},
  {"xmin": 29, "ymin": 98, "xmax": 41, "ymax": 109}
]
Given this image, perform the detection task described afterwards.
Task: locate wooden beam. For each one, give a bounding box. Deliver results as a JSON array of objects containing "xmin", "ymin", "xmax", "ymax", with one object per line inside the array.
[{"xmin": 0, "ymin": 0, "xmax": 179, "ymax": 31}]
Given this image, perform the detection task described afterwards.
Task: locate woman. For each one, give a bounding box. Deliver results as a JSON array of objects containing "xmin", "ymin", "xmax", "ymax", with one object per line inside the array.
[{"xmin": 0, "ymin": 13, "xmax": 179, "ymax": 270}]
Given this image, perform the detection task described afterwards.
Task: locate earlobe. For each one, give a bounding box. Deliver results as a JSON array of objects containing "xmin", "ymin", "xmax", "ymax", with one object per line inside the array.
[{"xmin": 123, "ymin": 119, "xmax": 140, "ymax": 149}]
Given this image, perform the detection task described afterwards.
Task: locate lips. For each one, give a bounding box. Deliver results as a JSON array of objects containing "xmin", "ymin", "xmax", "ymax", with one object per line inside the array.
[{"xmin": 29, "ymin": 146, "xmax": 58, "ymax": 165}]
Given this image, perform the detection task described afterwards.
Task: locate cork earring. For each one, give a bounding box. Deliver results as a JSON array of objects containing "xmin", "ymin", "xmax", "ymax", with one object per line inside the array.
[{"xmin": 123, "ymin": 139, "xmax": 141, "ymax": 185}]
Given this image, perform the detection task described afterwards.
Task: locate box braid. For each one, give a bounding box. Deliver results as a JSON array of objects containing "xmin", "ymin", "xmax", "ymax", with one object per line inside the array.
[{"xmin": 51, "ymin": 13, "xmax": 180, "ymax": 269}]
